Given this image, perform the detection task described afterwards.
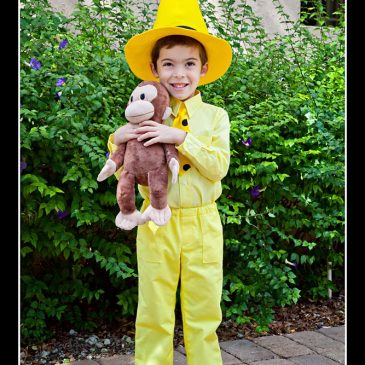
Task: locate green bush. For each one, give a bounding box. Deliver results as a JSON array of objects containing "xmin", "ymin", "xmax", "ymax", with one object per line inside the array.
[
  {"xmin": 200, "ymin": 0, "xmax": 344, "ymax": 330},
  {"xmin": 20, "ymin": 0, "xmax": 344, "ymax": 342},
  {"xmin": 20, "ymin": 0, "xmax": 141, "ymax": 343}
]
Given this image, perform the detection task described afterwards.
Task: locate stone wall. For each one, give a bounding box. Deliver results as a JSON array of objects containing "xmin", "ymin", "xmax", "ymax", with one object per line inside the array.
[{"xmin": 48, "ymin": 0, "xmax": 301, "ymax": 36}]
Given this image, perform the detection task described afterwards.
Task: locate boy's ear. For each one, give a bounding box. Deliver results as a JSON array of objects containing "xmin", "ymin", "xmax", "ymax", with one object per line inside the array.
[
  {"xmin": 201, "ymin": 63, "xmax": 208, "ymax": 77},
  {"xmin": 150, "ymin": 63, "xmax": 159, "ymax": 78}
]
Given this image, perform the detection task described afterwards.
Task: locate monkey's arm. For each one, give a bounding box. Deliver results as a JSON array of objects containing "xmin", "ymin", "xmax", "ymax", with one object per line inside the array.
[
  {"xmin": 163, "ymin": 144, "xmax": 179, "ymax": 184},
  {"xmin": 110, "ymin": 143, "xmax": 126, "ymax": 170},
  {"xmin": 105, "ymin": 133, "xmax": 126, "ymax": 180},
  {"xmin": 97, "ymin": 138, "xmax": 126, "ymax": 182},
  {"xmin": 162, "ymin": 143, "xmax": 179, "ymax": 165}
]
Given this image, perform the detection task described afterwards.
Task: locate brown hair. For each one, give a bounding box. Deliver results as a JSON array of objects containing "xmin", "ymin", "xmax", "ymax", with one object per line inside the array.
[{"xmin": 151, "ymin": 35, "xmax": 208, "ymax": 69}]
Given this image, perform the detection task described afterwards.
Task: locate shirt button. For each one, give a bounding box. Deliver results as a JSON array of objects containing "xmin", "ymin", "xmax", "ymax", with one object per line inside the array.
[{"xmin": 183, "ymin": 164, "xmax": 191, "ymax": 171}]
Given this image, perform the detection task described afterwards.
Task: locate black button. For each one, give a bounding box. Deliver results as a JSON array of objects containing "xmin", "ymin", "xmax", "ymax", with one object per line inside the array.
[
  {"xmin": 183, "ymin": 164, "xmax": 191, "ymax": 171},
  {"xmin": 182, "ymin": 119, "xmax": 188, "ymax": 126}
]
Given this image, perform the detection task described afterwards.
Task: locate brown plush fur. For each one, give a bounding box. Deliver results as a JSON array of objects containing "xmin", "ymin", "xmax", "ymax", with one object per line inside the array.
[{"xmin": 109, "ymin": 81, "xmax": 178, "ymax": 215}]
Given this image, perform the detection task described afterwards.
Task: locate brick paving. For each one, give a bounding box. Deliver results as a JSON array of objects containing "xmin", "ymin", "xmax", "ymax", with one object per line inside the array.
[{"xmin": 70, "ymin": 325, "xmax": 345, "ymax": 365}]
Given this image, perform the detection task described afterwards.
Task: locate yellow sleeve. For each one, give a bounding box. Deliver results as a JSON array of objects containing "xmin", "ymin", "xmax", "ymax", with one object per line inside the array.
[
  {"xmin": 176, "ymin": 109, "xmax": 230, "ymax": 182},
  {"xmin": 107, "ymin": 133, "xmax": 123, "ymax": 180}
]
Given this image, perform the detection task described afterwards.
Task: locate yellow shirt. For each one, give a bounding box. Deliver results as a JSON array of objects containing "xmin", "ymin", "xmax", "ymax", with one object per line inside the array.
[{"xmin": 107, "ymin": 91, "xmax": 230, "ymax": 209}]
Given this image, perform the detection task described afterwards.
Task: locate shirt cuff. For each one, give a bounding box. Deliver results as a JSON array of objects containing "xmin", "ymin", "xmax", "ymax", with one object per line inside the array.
[{"xmin": 107, "ymin": 133, "xmax": 119, "ymax": 154}]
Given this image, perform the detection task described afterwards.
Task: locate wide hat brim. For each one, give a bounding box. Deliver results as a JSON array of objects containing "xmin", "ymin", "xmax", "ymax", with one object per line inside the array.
[{"xmin": 124, "ymin": 27, "xmax": 232, "ymax": 86}]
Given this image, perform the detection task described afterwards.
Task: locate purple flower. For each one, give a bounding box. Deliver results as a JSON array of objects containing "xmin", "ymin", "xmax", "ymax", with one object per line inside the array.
[
  {"xmin": 105, "ymin": 152, "xmax": 110, "ymax": 158},
  {"xmin": 54, "ymin": 91, "xmax": 62, "ymax": 100},
  {"xmin": 285, "ymin": 259, "xmax": 298, "ymax": 270},
  {"xmin": 57, "ymin": 210, "xmax": 69, "ymax": 219},
  {"xmin": 56, "ymin": 78, "xmax": 66, "ymax": 87},
  {"xmin": 250, "ymin": 185, "xmax": 261, "ymax": 199},
  {"xmin": 58, "ymin": 39, "xmax": 69, "ymax": 49},
  {"xmin": 227, "ymin": 195, "xmax": 232, "ymax": 199},
  {"xmin": 241, "ymin": 137, "xmax": 252, "ymax": 146},
  {"xmin": 20, "ymin": 161, "xmax": 27, "ymax": 172},
  {"xmin": 30, "ymin": 57, "xmax": 41, "ymax": 70}
]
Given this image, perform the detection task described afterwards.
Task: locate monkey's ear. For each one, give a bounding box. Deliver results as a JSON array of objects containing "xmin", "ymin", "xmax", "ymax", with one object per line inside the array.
[{"xmin": 162, "ymin": 106, "xmax": 172, "ymax": 120}]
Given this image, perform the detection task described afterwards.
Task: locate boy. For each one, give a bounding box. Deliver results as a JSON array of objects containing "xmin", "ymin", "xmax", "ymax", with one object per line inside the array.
[{"xmin": 107, "ymin": 0, "xmax": 232, "ymax": 364}]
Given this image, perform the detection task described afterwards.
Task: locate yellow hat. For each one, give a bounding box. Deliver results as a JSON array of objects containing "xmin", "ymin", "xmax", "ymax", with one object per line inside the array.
[{"xmin": 124, "ymin": 0, "xmax": 232, "ymax": 86}]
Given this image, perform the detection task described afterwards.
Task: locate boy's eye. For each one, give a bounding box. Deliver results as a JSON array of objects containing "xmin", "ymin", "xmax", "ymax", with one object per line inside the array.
[
  {"xmin": 186, "ymin": 62, "xmax": 196, "ymax": 67},
  {"xmin": 162, "ymin": 62, "xmax": 173, "ymax": 67}
]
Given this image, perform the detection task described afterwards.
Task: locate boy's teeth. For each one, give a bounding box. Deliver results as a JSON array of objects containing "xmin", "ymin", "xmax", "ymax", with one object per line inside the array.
[{"xmin": 173, "ymin": 83, "xmax": 186, "ymax": 88}]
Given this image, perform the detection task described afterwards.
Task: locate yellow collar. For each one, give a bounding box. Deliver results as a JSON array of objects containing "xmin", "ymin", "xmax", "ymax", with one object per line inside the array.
[{"xmin": 170, "ymin": 91, "xmax": 203, "ymax": 119}]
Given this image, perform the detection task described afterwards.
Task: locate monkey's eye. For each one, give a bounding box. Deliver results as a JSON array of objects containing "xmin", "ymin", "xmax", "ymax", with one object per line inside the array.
[
  {"xmin": 140, "ymin": 93, "xmax": 145, "ymax": 100},
  {"xmin": 130, "ymin": 96, "xmax": 133, "ymax": 102}
]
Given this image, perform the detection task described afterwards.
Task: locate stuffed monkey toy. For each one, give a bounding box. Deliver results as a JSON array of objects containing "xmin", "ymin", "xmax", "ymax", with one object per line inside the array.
[{"xmin": 97, "ymin": 81, "xmax": 180, "ymax": 230}]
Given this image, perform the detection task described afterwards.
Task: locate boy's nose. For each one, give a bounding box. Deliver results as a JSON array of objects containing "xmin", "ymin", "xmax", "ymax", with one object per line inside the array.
[{"xmin": 172, "ymin": 66, "xmax": 185, "ymax": 78}]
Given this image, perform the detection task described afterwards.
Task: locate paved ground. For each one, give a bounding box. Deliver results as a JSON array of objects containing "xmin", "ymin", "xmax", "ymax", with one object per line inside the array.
[{"xmin": 71, "ymin": 325, "xmax": 345, "ymax": 365}]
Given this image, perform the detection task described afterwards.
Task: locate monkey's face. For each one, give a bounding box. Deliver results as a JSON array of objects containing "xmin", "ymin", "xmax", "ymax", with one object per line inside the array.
[{"xmin": 125, "ymin": 84, "xmax": 158, "ymax": 124}]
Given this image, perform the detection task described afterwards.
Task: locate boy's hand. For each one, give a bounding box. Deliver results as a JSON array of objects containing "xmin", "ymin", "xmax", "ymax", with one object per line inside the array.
[
  {"xmin": 113, "ymin": 123, "xmax": 140, "ymax": 145},
  {"xmin": 136, "ymin": 120, "xmax": 187, "ymax": 146}
]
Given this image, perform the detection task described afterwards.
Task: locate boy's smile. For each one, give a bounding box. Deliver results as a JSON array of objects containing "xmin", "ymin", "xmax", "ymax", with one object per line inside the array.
[{"xmin": 150, "ymin": 45, "xmax": 208, "ymax": 101}]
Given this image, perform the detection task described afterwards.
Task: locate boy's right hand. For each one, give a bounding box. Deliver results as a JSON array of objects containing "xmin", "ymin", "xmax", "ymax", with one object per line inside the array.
[{"xmin": 113, "ymin": 123, "xmax": 140, "ymax": 145}]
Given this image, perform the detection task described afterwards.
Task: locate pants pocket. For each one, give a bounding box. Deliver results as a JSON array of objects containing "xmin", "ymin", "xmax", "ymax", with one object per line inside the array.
[{"xmin": 200, "ymin": 209, "xmax": 223, "ymax": 264}]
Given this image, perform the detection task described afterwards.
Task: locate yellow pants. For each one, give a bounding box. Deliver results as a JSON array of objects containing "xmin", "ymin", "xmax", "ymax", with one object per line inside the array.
[{"xmin": 134, "ymin": 201, "xmax": 224, "ymax": 365}]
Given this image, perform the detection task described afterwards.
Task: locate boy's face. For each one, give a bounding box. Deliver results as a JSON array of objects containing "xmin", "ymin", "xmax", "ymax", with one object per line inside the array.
[{"xmin": 150, "ymin": 44, "xmax": 208, "ymax": 101}]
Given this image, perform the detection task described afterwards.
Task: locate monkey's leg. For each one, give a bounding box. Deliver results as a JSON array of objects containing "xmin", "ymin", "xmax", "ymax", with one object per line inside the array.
[
  {"xmin": 115, "ymin": 170, "xmax": 142, "ymax": 230},
  {"xmin": 145, "ymin": 166, "xmax": 171, "ymax": 226}
]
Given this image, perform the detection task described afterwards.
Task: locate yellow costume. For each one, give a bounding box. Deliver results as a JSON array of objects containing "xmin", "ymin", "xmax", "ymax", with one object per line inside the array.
[
  {"xmin": 108, "ymin": 93, "xmax": 230, "ymax": 364},
  {"xmin": 108, "ymin": 0, "xmax": 232, "ymax": 363}
]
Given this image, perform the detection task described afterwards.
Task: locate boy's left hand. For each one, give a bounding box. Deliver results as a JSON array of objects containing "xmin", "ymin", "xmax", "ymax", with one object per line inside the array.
[{"xmin": 136, "ymin": 120, "xmax": 186, "ymax": 146}]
